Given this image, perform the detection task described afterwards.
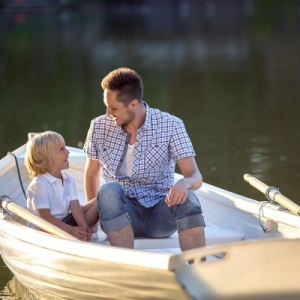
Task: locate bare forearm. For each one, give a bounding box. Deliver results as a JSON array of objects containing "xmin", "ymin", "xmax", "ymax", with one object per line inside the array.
[
  {"xmin": 70, "ymin": 201, "xmax": 87, "ymax": 227},
  {"xmin": 183, "ymin": 171, "xmax": 203, "ymax": 191},
  {"xmin": 40, "ymin": 214, "xmax": 74, "ymax": 234},
  {"xmin": 38, "ymin": 208, "xmax": 91, "ymax": 241},
  {"xmin": 166, "ymin": 157, "xmax": 202, "ymax": 207},
  {"xmin": 177, "ymin": 156, "xmax": 203, "ymax": 191},
  {"xmin": 84, "ymin": 172, "xmax": 99, "ymax": 201},
  {"xmin": 84, "ymin": 158, "xmax": 100, "ymax": 201}
]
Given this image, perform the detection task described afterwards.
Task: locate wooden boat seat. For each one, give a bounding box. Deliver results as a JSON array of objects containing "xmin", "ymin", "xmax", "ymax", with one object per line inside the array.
[
  {"xmin": 134, "ymin": 223, "xmax": 245, "ymax": 249},
  {"xmin": 94, "ymin": 223, "xmax": 245, "ymax": 252}
]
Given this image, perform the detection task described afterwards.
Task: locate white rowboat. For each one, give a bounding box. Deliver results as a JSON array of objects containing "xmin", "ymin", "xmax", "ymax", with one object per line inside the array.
[{"xmin": 1, "ymin": 137, "xmax": 300, "ymax": 299}]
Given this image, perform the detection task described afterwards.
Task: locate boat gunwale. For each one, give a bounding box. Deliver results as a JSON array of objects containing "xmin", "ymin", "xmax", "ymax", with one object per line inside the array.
[
  {"xmin": 199, "ymin": 184, "xmax": 300, "ymax": 228},
  {"xmin": 0, "ymin": 217, "xmax": 173, "ymax": 270}
]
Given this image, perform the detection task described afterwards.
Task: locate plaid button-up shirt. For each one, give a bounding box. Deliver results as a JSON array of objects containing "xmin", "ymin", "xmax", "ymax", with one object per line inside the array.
[{"xmin": 83, "ymin": 103, "xmax": 195, "ymax": 207}]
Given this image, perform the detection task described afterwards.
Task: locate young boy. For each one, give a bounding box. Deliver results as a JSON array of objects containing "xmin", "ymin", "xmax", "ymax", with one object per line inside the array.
[{"xmin": 25, "ymin": 131, "xmax": 99, "ymax": 241}]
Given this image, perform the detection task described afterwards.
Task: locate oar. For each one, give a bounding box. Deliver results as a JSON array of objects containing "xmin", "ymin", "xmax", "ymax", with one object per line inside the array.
[
  {"xmin": 0, "ymin": 195, "xmax": 78, "ymax": 241},
  {"xmin": 244, "ymin": 174, "xmax": 300, "ymax": 216}
]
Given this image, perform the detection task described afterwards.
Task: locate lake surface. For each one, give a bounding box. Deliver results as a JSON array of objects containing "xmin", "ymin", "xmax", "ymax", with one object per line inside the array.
[{"xmin": 1, "ymin": 1, "xmax": 300, "ymax": 298}]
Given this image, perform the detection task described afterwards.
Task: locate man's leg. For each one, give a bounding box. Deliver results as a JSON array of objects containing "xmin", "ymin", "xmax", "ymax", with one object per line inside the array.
[
  {"xmin": 173, "ymin": 190, "xmax": 206, "ymax": 251},
  {"xmin": 106, "ymin": 224, "xmax": 134, "ymax": 249},
  {"xmin": 179, "ymin": 226, "xmax": 206, "ymax": 251},
  {"xmin": 145, "ymin": 199, "xmax": 177, "ymax": 238},
  {"xmin": 97, "ymin": 182, "xmax": 134, "ymax": 248},
  {"xmin": 145, "ymin": 191, "xmax": 206, "ymax": 252}
]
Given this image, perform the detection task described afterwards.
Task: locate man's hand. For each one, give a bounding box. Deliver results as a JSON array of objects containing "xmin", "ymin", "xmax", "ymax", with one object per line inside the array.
[{"xmin": 165, "ymin": 178, "xmax": 191, "ymax": 207}]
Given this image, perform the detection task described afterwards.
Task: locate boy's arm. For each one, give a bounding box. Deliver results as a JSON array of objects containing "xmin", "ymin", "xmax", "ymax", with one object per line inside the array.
[
  {"xmin": 38, "ymin": 208, "xmax": 90, "ymax": 241},
  {"xmin": 69, "ymin": 200, "xmax": 92, "ymax": 240},
  {"xmin": 69, "ymin": 200, "xmax": 88, "ymax": 227}
]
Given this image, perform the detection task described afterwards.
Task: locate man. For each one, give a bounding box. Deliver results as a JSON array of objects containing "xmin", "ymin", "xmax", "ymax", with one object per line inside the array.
[{"xmin": 83, "ymin": 67, "xmax": 206, "ymax": 251}]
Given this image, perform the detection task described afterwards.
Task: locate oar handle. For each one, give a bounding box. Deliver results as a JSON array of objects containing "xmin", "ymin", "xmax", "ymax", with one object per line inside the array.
[
  {"xmin": 0, "ymin": 195, "xmax": 78, "ymax": 241},
  {"xmin": 244, "ymin": 174, "xmax": 300, "ymax": 216},
  {"xmin": 243, "ymin": 174, "xmax": 270, "ymax": 194}
]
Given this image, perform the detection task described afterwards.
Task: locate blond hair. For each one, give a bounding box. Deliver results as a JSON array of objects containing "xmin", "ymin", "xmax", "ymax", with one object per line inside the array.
[{"xmin": 25, "ymin": 131, "xmax": 65, "ymax": 178}]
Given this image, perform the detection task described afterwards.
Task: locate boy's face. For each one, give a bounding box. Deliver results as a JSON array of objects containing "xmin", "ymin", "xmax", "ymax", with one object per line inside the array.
[{"xmin": 49, "ymin": 140, "xmax": 70, "ymax": 178}]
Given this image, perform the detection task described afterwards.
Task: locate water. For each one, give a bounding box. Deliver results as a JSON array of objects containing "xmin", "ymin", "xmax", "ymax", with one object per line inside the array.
[{"xmin": 1, "ymin": 1, "xmax": 300, "ymax": 298}]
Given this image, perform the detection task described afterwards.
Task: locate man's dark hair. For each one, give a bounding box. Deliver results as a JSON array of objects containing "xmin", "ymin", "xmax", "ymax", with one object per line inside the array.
[{"xmin": 101, "ymin": 67, "xmax": 143, "ymax": 105}]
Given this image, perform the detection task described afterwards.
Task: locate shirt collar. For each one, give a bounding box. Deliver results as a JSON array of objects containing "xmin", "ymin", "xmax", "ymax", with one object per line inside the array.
[
  {"xmin": 142, "ymin": 102, "xmax": 152, "ymax": 130},
  {"xmin": 43, "ymin": 172, "xmax": 68, "ymax": 184}
]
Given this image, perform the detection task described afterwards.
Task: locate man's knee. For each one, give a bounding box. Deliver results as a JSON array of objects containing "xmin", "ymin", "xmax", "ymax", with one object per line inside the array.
[
  {"xmin": 98, "ymin": 182, "xmax": 123, "ymax": 198},
  {"xmin": 97, "ymin": 183, "xmax": 131, "ymax": 232},
  {"xmin": 175, "ymin": 190, "xmax": 206, "ymax": 231},
  {"xmin": 97, "ymin": 182, "xmax": 125, "ymax": 216}
]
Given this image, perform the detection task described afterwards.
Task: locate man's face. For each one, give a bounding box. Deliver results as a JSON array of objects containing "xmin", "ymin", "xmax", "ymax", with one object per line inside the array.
[{"xmin": 103, "ymin": 89, "xmax": 134, "ymax": 127}]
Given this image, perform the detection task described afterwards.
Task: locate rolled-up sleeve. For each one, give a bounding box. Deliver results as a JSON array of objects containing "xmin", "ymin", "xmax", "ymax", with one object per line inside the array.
[
  {"xmin": 83, "ymin": 119, "xmax": 99, "ymax": 160},
  {"xmin": 170, "ymin": 118, "xmax": 195, "ymax": 161}
]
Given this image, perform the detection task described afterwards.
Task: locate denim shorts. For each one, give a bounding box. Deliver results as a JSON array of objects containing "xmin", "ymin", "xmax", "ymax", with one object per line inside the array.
[{"xmin": 97, "ymin": 182, "xmax": 206, "ymax": 238}]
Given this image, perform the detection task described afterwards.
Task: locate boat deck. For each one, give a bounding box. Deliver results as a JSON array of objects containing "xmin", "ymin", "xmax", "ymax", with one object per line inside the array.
[{"xmin": 93, "ymin": 223, "xmax": 245, "ymax": 254}]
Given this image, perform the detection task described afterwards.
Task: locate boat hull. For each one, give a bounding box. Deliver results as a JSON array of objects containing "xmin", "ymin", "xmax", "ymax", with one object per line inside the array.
[
  {"xmin": 0, "ymin": 218, "xmax": 189, "ymax": 300},
  {"xmin": 2, "ymin": 142, "xmax": 300, "ymax": 299}
]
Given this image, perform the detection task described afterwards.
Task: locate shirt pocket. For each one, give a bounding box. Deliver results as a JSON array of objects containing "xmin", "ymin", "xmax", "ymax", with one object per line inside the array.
[
  {"xmin": 98, "ymin": 146, "xmax": 112, "ymax": 167},
  {"xmin": 98, "ymin": 144, "xmax": 121, "ymax": 176},
  {"xmin": 145, "ymin": 143, "xmax": 170, "ymax": 170}
]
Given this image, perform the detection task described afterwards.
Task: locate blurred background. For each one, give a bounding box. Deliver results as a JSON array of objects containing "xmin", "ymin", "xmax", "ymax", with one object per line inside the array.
[
  {"xmin": 1, "ymin": 0, "xmax": 300, "ymax": 201},
  {"xmin": 1, "ymin": 0, "xmax": 300, "ymax": 298}
]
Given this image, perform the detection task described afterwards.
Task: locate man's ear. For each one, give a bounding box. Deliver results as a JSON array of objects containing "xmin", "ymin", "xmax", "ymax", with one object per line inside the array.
[{"xmin": 130, "ymin": 99, "xmax": 139, "ymax": 109}]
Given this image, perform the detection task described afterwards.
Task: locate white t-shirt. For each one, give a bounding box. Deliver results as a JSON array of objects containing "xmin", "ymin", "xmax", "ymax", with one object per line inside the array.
[
  {"xmin": 26, "ymin": 171, "xmax": 78, "ymax": 223},
  {"xmin": 119, "ymin": 143, "xmax": 135, "ymax": 177}
]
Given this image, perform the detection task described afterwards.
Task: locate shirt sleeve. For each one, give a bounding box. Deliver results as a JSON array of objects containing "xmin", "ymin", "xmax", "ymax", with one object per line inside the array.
[
  {"xmin": 83, "ymin": 119, "xmax": 99, "ymax": 160},
  {"xmin": 170, "ymin": 117, "xmax": 196, "ymax": 161},
  {"xmin": 27, "ymin": 182, "xmax": 51, "ymax": 210}
]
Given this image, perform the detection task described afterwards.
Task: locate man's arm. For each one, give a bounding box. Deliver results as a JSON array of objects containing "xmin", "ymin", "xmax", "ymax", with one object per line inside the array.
[
  {"xmin": 84, "ymin": 157, "xmax": 100, "ymax": 201},
  {"xmin": 177, "ymin": 156, "xmax": 202, "ymax": 190},
  {"xmin": 165, "ymin": 156, "xmax": 202, "ymax": 206}
]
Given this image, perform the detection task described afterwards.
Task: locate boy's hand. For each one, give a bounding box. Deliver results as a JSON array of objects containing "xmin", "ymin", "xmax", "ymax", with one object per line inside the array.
[
  {"xmin": 71, "ymin": 226, "xmax": 91, "ymax": 241},
  {"xmin": 82, "ymin": 224, "xmax": 92, "ymax": 241}
]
